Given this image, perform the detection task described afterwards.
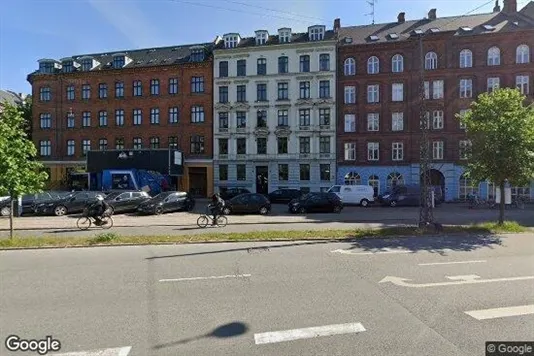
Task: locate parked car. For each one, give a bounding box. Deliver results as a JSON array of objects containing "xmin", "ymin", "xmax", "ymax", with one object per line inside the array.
[
  {"xmin": 34, "ymin": 191, "xmax": 107, "ymax": 216},
  {"xmin": 137, "ymin": 191, "xmax": 195, "ymax": 215},
  {"xmin": 288, "ymin": 192, "xmax": 343, "ymax": 214},
  {"xmin": 104, "ymin": 190, "xmax": 152, "ymax": 214},
  {"xmin": 377, "ymin": 184, "xmax": 443, "ymax": 207},
  {"xmin": 328, "ymin": 185, "xmax": 375, "ymax": 207},
  {"xmin": 267, "ymin": 189, "xmax": 303, "ymax": 204},
  {"xmin": 0, "ymin": 191, "xmax": 71, "ymax": 216},
  {"xmin": 219, "ymin": 187, "xmax": 251, "ymax": 200},
  {"xmin": 222, "ymin": 193, "xmax": 271, "ymax": 215}
]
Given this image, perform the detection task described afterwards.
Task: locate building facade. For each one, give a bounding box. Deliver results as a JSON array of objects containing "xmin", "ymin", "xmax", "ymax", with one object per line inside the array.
[
  {"xmin": 337, "ymin": 0, "xmax": 534, "ymax": 202},
  {"xmin": 212, "ymin": 22, "xmax": 339, "ymax": 195},
  {"xmin": 27, "ymin": 43, "xmax": 215, "ymax": 197}
]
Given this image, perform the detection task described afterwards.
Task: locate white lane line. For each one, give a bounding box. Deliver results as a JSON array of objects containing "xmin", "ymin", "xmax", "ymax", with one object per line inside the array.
[
  {"xmin": 51, "ymin": 346, "xmax": 131, "ymax": 356},
  {"xmin": 331, "ymin": 248, "xmax": 412, "ymax": 255},
  {"xmin": 465, "ymin": 305, "xmax": 534, "ymax": 320},
  {"xmin": 418, "ymin": 260, "xmax": 487, "ymax": 266},
  {"xmin": 159, "ymin": 274, "xmax": 251, "ymax": 282},
  {"xmin": 254, "ymin": 322, "xmax": 366, "ymax": 345}
]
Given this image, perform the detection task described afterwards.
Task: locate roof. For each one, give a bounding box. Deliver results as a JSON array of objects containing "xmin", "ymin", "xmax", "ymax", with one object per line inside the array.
[
  {"xmin": 214, "ymin": 30, "xmax": 337, "ymax": 51},
  {"xmin": 338, "ymin": 6, "xmax": 534, "ymax": 46},
  {"xmin": 0, "ymin": 90, "xmax": 24, "ymax": 107},
  {"xmin": 520, "ymin": 1, "xmax": 534, "ymax": 19}
]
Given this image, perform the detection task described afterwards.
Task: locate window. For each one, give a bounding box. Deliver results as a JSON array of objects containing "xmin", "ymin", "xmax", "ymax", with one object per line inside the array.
[
  {"xmin": 133, "ymin": 109, "xmax": 142, "ymax": 125},
  {"xmin": 299, "ymin": 137, "xmax": 311, "ymax": 153},
  {"xmin": 278, "ymin": 164, "xmax": 288, "ymax": 181},
  {"xmin": 278, "ymin": 110, "xmax": 288, "ymax": 126},
  {"xmin": 344, "ymin": 114, "xmax": 356, "ymax": 132},
  {"xmin": 319, "ymin": 136, "xmax": 330, "ymax": 153},
  {"xmin": 278, "ymin": 56, "xmax": 288, "ymax": 73},
  {"xmin": 81, "ymin": 59, "xmax": 92, "ymax": 71},
  {"xmin": 191, "ymin": 48, "xmax": 205, "ymax": 62},
  {"xmin": 344, "ymin": 172, "xmax": 361, "ymax": 185},
  {"xmin": 432, "ymin": 141, "xmax": 444, "ymax": 159},
  {"xmin": 257, "ymin": 84, "xmax": 267, "ymax": 101},
  {"xmin": 113, "ymin": 56, "xmax": 125, "ymax": 68},
  {"xmin": 392, "ymin": 112, "xmax": 404, "ymax": 131},
  {"xmin": 150, "ymin": 108, "xmax": 160, "ymax": 124},
  {"xmin": 219, "ymin": 61, "xmax": 228, "ymax": 77},
  {"xmin": 169, "ymin": 107, "xmax": 179, "ymax": 123},
  {"xmin": 367, "ymin": 113, "xmax": 379, "ymax": 131},
  {"xmin": 190, "ymin": 135, "xmax": 205, "ymax": 154},
  {"xmin": 168, "ymin": 136, "xmax": 178, "ymax": 149},
  {"xmin": 66, "ymin": 85, "xmax": 75, "ymax": 100},
  {"xmin": 133, "ymin": 137, "xmax": 142, "ymax": 149},
  {"xmin": 82, "ymin": 139, "xmax": 91, "ymax": 155},
  {"xmin": 309, "ymin": 27, "xmax": 324, "ymax": 41},
  {"xmin": 458, "ymin": 109, "xmax": 469, "ymax": 129},
  {"xmin": 392, "ymin": 83, "xmax": 403, "ymax": 102},
  {"xmin": 236, "ymin": 165, "xmax": 246, "ymax": 181},
  {"xmin": 432, "ymin": 110, "xmax": 444, "ymax": 129},
  {"xmin": 278, "ymin": 137, "xmax": 288, "ymax": 154},
  {"xmin": 392, "ymin": 54, "xmax": 404, "ymax": 73},
  {"xmin": 191, "ymin": 106, "xmax": 204, "ymax": 123},
  {"xmin": 299, "ymin": 81, "xmax": 310, "ymax": 99},
  {"xmin": 432, "ymin": 80, "xmax": 444, "ymax": 99},
  {"xmin": 236, "ymin": 138, "xmax": 247, "ymax": 154},
  {"xmin": 115, "ymin": 82, "xmax": 124, "ymax": 98},
  {"xmin": 392, "ymin": 142, "xmax": 403, "ymax": 161},
  {"xmin": 133, "ymin": 80, "xmax": 142, "ymax": 96},
  {"xmin": 218, "ymin": 138, "xmax": 229, "ymax": 154},
  {"xmin": 115, "ymin": 109, "xmax": 124, "ymax": 126},
  {"xmin": 169, "ymin": 78, "xmax": 178, "ymax": 94},
  {"xmin": 219, "ymin": 165, "xmax": 228, "ymax": 181},
  {"xmin": 237, "ymin": 85, "xmax": 247, "ymax": 102},
  {"xmin": 237, "ymin": 60, "xmax": 246, "ymax": 76},
  {"xmin": 367, "ymin": 56, "xmax": 379, "ymax": 74},
  {"xmin": 344, "ymin": 58, "xmax": 356, "ymax": 76},
  {"xmin": 344, "ymin": 143, "xmax": 356, "ymax": 160},
  {"xmin": 150, "ymin": 79, "xmax": 160, "ymax": 95},
  {"xmin": 319, "ymin": 108, "xmax": 330, "ymax": 126},
  {"xmin": 39, "ymin": 140, "xmax": 51, "ymax": 156},
  {"xmin": 257, "ymin": 58, "xmax": 267, "ymax": 75},
  {"xmin": 367, "ymin": 85, "xmax": 379, "ymax": 103},
  {"xmin": 62, "ymin": 61, "xmax": 73, "ymax": 73},
  {"xmin": 487, "ymin": 46, "xmax": 500, "ymax": 66},
  {"xmin": 459, "ymin": 140, "xmax": 470, "ymax": 160},
  {"xmin": 367, "ymin": 142, "xmax": 379, "ymax": 161},
  {"xmin": 257, "ymin": 138, "xmax": 267, "ymax": 154},
  {"xmin": 319, "ymin": 54, "xmax": 330, "ymax": 71},
  {"xmin": 424, "ymin": 81, "xmax": 430, "ymax": 99},
  {"xmin": 39, "ymin": 87, "xmax": 51, "ymax": 101},
  {"xmin": 299, "ymin": 109, "xmax": 311, "ymax": 127},
  {"xmin": 82, "ymin": 111, "xmax": 91, "ymax": 127},
  {"xmin": 149, "ymin": 137, "xmax": 160, "ymax": 149},
  {"xmin": 319, "ymin": 80, "xmax": 330, "ymax": 98},
  {"xmin": 82, "ymin": 84, "xmax": 91, "ymax": 99},
  {"xmin": 39, "ymin": 113, "xmax": 51, "ymax": 129},
  {"xmin": 67, "ymin": 140, "xmax": 75, "ymax": 156},
  {"xmin": 219, "ymin": 112, "xmax": 229, "ymax": 129},
  {"xmin": 279, "ymin": 29, "xmax": 291, "ymax": 43},
  {"xmin": 95, "ymin": 83, "xmax": 107, "ymax": 99},
  {"xmin": 219, "ymin": 86, "xmax": 229, "ymax": 103},
  {"xmin": 98, "ymin": 111, "xmax": 107, "ymax": 127},
  {"xmin": 299, "ymin": 55, "xmax": 310, "ymax": 72},
  {"xmin": 115, "ymin": 138, "xmax": 125, "ymax": 150},
  {"xmin": 368, "ymin": 175, "xmax": 380, "ymax": 196},
  {"xmin": 278, "ymin": 82, "xmax": 289, "ymax": 100},
  {"xmin": 191, "ymin": 76, "xmax": 204, "ymax": 93},
  {"xmin": 236, "ymin": 111, "xmax": 247, "ymax": 128},
  {"xmin": 516, "ymin": 44, "xmax": 530, "ymax": 64},
  {"xmin": 387, "ymin": 172, "xmax": 404, "ymax": 189},
  {"xmin": 460, "ymin": 79, "xmax": 473, "ymax": 98},
  {"xmin": 425, "ymin": 52, "xmax": 438, "ymax": 70},
  {"xmin": 67, "ymin": 112, "xmax": 75, "ymax": 128},
  {"xmin": 257, "ymin": 110, "xmax": 267, "ymax": 128},
  {"xmin": 99, "ymin": 138, "xmax": 108, "ymax": 151},
  {"xmin": 516, "ymin": 75, "xmax": 530, "ymax": 95},
  {"xmin": 344, "ymin": 86, "xmax": 356, "ymax": 104},
  {"xmin": 300, "ymin": 164, "xmax": 310, "ymax": 181},
  {"xmin": 320, "ymin": 164, "xmax": 330, "ymax": 181},
  {"xmin": 487, "ymin": 77, "xmax": 500, "ymax": 93},
  {"xmin": 460, "ymin": 49, "xmax": 473, "ymax": 68}
]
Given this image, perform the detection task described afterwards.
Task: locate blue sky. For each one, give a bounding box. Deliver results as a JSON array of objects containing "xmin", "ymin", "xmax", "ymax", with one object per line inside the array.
[{"xmin": 0, "ymin": 0, "xmax": 529, "ymax": 94}]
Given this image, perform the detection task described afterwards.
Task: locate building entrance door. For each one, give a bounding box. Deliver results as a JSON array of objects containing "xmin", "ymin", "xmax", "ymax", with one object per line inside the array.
[
  {"xmin": 188, "ymin": 167, "xmax": 207, "ymax": 197},
  {"xmin": 256, "ymin": 166, "xmax": 269, "ymax": 195}
]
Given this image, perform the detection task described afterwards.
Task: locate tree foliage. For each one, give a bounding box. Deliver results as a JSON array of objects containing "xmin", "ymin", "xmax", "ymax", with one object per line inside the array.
[{"xmin": 20, "ymin": 95, "xmax": 33, "ymax": 140}]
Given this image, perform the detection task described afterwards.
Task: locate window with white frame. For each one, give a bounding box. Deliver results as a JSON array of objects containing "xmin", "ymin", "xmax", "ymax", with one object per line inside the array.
[
  {"xmin": 236, "ymin": 111, "xmax": 247, "ymax": 128},
  {"xmin": 169, "ymin": 107, "xmax": 179, "ymax": 123},
  {"xmin": 516, "ymin": 75, "xmax": 530, "ymax": 95},
  {"xmin": 458, "ymin": 109, "xmax": 469, "ymax": 129},
  {"xmin": 344, "ymin": 171, "xmax": 361, "ymax": 185},
  {"xmin": 115, "ymin": 138, "xmax": 125, "ymax": 150},
  {"xmin": 224, "ymin": 35, "xmax": 239, "ymax": 48},
  {"xmin": 344, "ymin": 57, "xmax": 356, "ymax": 75},
  {"xmin": 39, "ymin": 87, "xmax": 51, "ymax": 101},
  {"xmin": 149, "ymin": 137, "xmax": 160, "ymax": 149},
  {"xmin": 424, "ymin": 81, "xmax": 430, "ymax": 99},
  {"xmin": 459, "ymin": 49, "xmax": 473, "ymax": 68},
  {"xmin": 299, "ymin": 81, "xmax": 311, "ymax": 99},
  {"xmin": 344, "ymin": 86, "xmax": 356, "ymax": 104},
  {"xmin": 39, "ymin": 140, "xmax": 51, "ymax": 156},
  {"xmin": 516, "ymin": 44, "xmax": 530, "ymax": 64},
  {"xmin": 82, "ymin": 111, "xmax": 91, "ymax": 127},
  {"xmin": 425, "ymin": 51, "xmax": 438, "ymax": 70},
  {"xmin": 191, "ymin": 76, "xmax": 204, "ymax": 93},
  {"xmin": 82, "ymin": 139, "xmax": 91, "ymax": 155},
  {"xmin": 150, "ymin": 108, "xmax": 160, "ymax": 124},
  {"xmin": 459, "ymin": 140, "xmax": 470, "ymax": 160},
  {"xmin": 367, "ymin": 56, "xmax": 379, "ymax": 74},
  {"xmin": 82, "ymin": 84, "xmax": 91, "ymax": 99},
  {"xmin": 169, "ymin": 78, "xmax": 178, "ymax": 94},
  {"xmin": 367, "ymin": 113, "xmax": 379, "ymax": 131},
  {"xmin": 115, "ymin": 81, "xmax": 124, "ymax": 98},
  {"xmin": 256, "ymin": 32, "xmax": 268, "ymax": 45},
  {"xmin": 392, "ymin": 112, "xmax": 404, "ymax": 131},
  {"xmin": 319, "ymin": 108, "xmax": 330, "ymax": 126},
  {"xmin": 309, "ymin": 26, "xmax": 324, "ymax": 41},
  {"xmin": 432, "ymin": 80, "xmax": 444, "ymax": 99},
  {"xmin": 191, "ymin": 136, "xmax": 205, "ymax": 154},
  {"xmin": 459, "ymin": 173, "xmax": 477, "ymax": 200},
  {"xmin": 344, "ymin": 143, "xmax": 356, "ymax": 160},
  {"xmin": 392, "ymin": 54, "xmax": 404, "ymax": 73},
  {"xmin": 133, "ymin": 137, "xmax": 143, "ymax": 149},
  {"xmin": 98, "ymin": 83, "xmax": 107, "ymax": 99},
  {"xmin": 487, "ymin": 77, "xmax": 500, "ymax": 92},
  {"xmin": 67, "ymin": 140, "xmax": 75, "ymax": 156},
  {"xmin": 392, "ymin": 83, "xmax": 403, "ymax": 101},
  {"xmin": 432, "ymin": 141, "xmax": 444, "ymax": 160},
  {"xmin": 67, "ymin": 112, "xmax": 75, "ymax": 128},
  {"xmin": 191, "ymin": 106, "xmax": 204, "ymax": 123},
  {"xmin": 432, "ymin": 110, "xmax": 444, "ymax": 129},
  {"xmin": 98, "ymin": 111, "xmax": 107, "ymax": 127},
  {"xmin": 115, "ymin": 109, "xmax": 124, "ymax": 126},
  {"xmin": 150, "ymin": 79, "xmax": 160, "ymax": 95},
  {"xmin": 392, "ymin": 142, "xmax": 403, "ymax": 161},
  {"xmin": 319, "ymin": 54, "xmax": 330, "ymax": 71},
  {"xmin": 277, "ymin": 110, "xmax": 288, "ymax": 126},
  {"xmin": 133, "ymin": 109, "xmax": 142, "ymax": 125},
  {"xmin": 487, "ymin": 46, "xmax": 501, "ymax": 66},
  {"xmin": 279, "ymin": 30, "xmax": 291, "ymax": 43},
  {"xmin": 367, "ymin": 142, "xmax": 379, "ymax": 161},
  {"xmin": 460, "ymin": 79, "xmax": 473, "ymax": 98},
  {"xmin": 344, "ymin": 114, "xmax": 356, "ymax": 132},
  {"xmin": 387, "ymin": 172, "xmax": 404, "ymax": 189},
  {"xmin": 133, "ymin": 80, "xmax": 142, "ymax": 96},
  {"xmin": 299, "ymin": 109, "xmax": 311, "ymax": 127},
  {"xmin": 367, "ymin": 84, "xmax": 379, "ymax": 103},
  {"xmin": 99, "ymin": 138, "xmax": 108, "ymax": 151},
  {"xmin": 66, "ymin": 85, "xmax": 75, "ymax": 100}
]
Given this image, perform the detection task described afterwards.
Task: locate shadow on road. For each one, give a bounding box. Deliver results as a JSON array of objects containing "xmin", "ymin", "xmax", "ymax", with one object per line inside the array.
[{"xmin": 152, "ymin": 322, "xmax": 248, "ymax": 349}]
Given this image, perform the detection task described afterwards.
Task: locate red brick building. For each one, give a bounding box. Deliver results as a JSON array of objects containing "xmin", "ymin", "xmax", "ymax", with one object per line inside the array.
[
  {"xmin": 27, "ymin": 43, "xmax": 215, "ymax": 197},
  {"xmin": 336, "ymin": 0, "xmax": 534, "ymax": 202}
]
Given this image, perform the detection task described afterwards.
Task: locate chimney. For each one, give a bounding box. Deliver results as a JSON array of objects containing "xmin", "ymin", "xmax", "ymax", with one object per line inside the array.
[
  {"xmin": 397, "ymin": 12, "xmax": 405, "ymax": 23},
  {"xmin": 493, "ymin": 0, "xmax": 501, "ymax": 12},
  {"xmin": 334, "ymin": 18, "xmax": 340, "ymax": 32},
  {"xmin": 503, "ymin": 0, "xmax": 517, "ymax": 13},
  {"xmin": 428, "ymin": 8, "xmax": 437, "ymax": 20}
]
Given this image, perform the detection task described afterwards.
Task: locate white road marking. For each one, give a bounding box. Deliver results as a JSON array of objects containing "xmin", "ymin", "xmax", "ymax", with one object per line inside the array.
[
  {"xmin": 379, "ymin": 275, "xmax": 534, "ymax": 288},
  {"xmin": 159, "ymin": 274, "xmax": 251, "ymax": 282},
  {"xmin": 418, "ymin": 260, "xmax": 487, "ymax": 266},
  {"xmin": 465, "ymin": 305, "xmax": 534, "ymax": 320},
  {"xmin": 331, "ymin": 248, "xmax": 412, "ymax": 255},
  {"xmin": 254, "ymin": 322, "xmax": 366, "ymax": 345},
  {"xmin": 51, "ymin": 346, "xmax": 131, "ymax": 356}
]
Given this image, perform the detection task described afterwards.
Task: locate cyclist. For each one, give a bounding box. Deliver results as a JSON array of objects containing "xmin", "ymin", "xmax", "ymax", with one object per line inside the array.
[
  {"xmin": 208, "ymin": 193, "xmax": 225, "ymax": 226},
  {"xmin": 87, "ymin": 195, "xmax": 111, "ymax": 226}
]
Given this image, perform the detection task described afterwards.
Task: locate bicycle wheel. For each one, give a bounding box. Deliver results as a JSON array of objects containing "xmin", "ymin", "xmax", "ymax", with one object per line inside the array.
[
  {"xmin": 216, "ymin": 215, "xmax": 228, "ymax": 227},
  {"xmin": 197, "ymin": 215, "xmax": 209, "ymax": 228},
  {"xmin": 101, "ymin": 216, "xmax": 114, "ymax": 229},
  {"xmin": 76, "ymin": 217, "xmax": 91, "ymax": 230}
]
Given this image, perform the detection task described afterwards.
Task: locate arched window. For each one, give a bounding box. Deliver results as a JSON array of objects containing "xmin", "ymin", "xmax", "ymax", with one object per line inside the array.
[
  {"xmin": 368, "ymin": 175, "xmax": 380, "ymax": 196},
  {"xmin": 344, "ymin": 57, "xmax": 356, "ymax": 75},
  {"xmin": 459, "ymin": 49, "xmax": 473, "ymax": 68},
  {"xmin": 344, "ymin": 171, "xmax": 361, "ymax": 185},
  {"xmin": 391, "ymin": 54, "xmax": 404, "ymax": 73},
  {"xmin": 459, "ymin": 172, "xmax": 478, "ymax": 200},
  {"xmin": 386, "ymin": 172, "xmax": 404, "ymax": 189},
  {"xmin": 367, "ymin": 56, "xmax": 379, "ymax": 74},
  {"xmin": 487, "ymin": 46, "xmax": 501, "ymax": 66},
  {"xmin": 516, "ymin": 44, "xmax": 530, "ymax": 64},
  {"xmin": 425, "ymin": 51, "xmax": 438, "ymax": 70}
]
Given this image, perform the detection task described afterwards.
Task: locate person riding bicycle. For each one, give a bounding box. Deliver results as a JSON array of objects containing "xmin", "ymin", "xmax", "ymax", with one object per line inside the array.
[
  {"xmin": 87, "ymin": 196, "xmax": 110, "ymax": 226},
  {"xmin": 208, "ymin": 193, "xmax": 225, "ymax": 226}
]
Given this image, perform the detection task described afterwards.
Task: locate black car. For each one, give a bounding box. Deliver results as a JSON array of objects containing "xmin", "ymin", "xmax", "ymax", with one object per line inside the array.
[
  {"xmin": 377, "ymin": 185, "xmax": 443, "ymax": 207},
  {"xmin": 222, "ymin": 193, "xmax": 271, "ymax": 215},
  {"xmin": 105, "ymin": 191, "xmax": 152, "ymax": 214},
  {"xmin": 220, "ymin": 187, "xmax": 251, "ymax": 200},
  {"xmin": 137, "ymin": 191, "xmax": 195, "ymax": 215},
  {"xmin": 34, "ymin": 191, "xmax": 107, "ymax": 216},
  {"xmin": 0, "ymin": 192, "xmax": 70, "ymax": 216},
  {"xmin": 267, "ymin": 189, "xmax": 303, "ymax": 204},
  {"xmin": 288, "ymin": 192, "xmax": 343, "ymax": 214}
]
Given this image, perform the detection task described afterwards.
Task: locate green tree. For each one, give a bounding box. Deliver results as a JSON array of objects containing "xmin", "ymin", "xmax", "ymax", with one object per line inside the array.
[
  {"xmin": 0, "ymin": 102, "xmax": 48, "ymax": 238},
  {"xmin": 20, "ymin": 95, "xmax": 33, "ymax": 140},
  {"xmin": 459, "ymin": 88, "xmax": 534, "ymax": 224}
]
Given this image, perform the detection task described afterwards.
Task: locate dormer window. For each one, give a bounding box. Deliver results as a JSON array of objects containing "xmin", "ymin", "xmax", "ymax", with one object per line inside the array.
[
  {"xmin": 39, "ymin": 61, "xmax": 55, "ymax": 74},
  {"xmin": 368, "ymin": 35, "xmax": 379, "ymax": 41},
  {"xmin": 483, "ymin": 24, "xmax": 495, "ymax": 31},
  {"xmin": 278, "ymin": 28, "xmax": 292, "ymax": 43},
  {"xmin": 62, "ymin": 61, "xmax": 74, "ymax": 73},
  {"xmin": 190, "ymin": 48, "xmax": 205, "ymax": 62},
  {"xmin": 113, "ymin": 55, "xmax": 125, "ymax": 68},
  {"xmin": 255, "ymin": 30, "xmax": 268, "ymax": 45},
  {"xmin": 387, "ymin": 33, "xmax": 399, "ymax": 40},
  {"xmin": 224, "ymin": 34, "xmax": 240, "ymax": 49},
  {"xmin": 308, "ymin": 25, "xmax": 325, "ymax": 41},
  {"xmin": 81, "ymin": 58, "xmax": 93, "ymax": 71},
  {"xmin": 460, "ymin": 26, "xmax": 473, "ymax": 32}
]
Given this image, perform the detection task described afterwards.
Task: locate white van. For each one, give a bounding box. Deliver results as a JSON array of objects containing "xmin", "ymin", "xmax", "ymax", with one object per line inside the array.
[{"xmin": 328, "ymin": 185, "xmax": 375, "ymax": 207}]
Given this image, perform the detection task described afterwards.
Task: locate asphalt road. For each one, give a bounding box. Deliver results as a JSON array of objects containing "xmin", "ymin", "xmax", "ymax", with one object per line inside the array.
[
  {"xmin": 1, "ymin": 203, "xmax": 533, "ymax": 237},
  {"xmin": 1, "ymin": 233, "xmax": 533, "ymax": 355}
]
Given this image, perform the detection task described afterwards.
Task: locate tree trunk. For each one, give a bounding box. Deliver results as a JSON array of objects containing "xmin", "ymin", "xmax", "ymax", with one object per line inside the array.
[
  {"xmin": 498, "ymin": 181, "xmax": 505, "ymax": 225},
  {"xmin": 9, "ymin": 197, "xmax": 14, "ymax": 239}
]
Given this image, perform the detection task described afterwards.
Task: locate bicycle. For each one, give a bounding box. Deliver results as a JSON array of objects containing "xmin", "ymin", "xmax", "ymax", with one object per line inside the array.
[
  {"xmin": 511, "ymin": 197, "xmax": 526, "ymax": 210},
  {"xmin": 76, "ymin": 209, "xmax": 114, "ymax": 230},
  {"xmin": 197, "ymin": 209, "xmax": 228, "ymax": 228}
]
